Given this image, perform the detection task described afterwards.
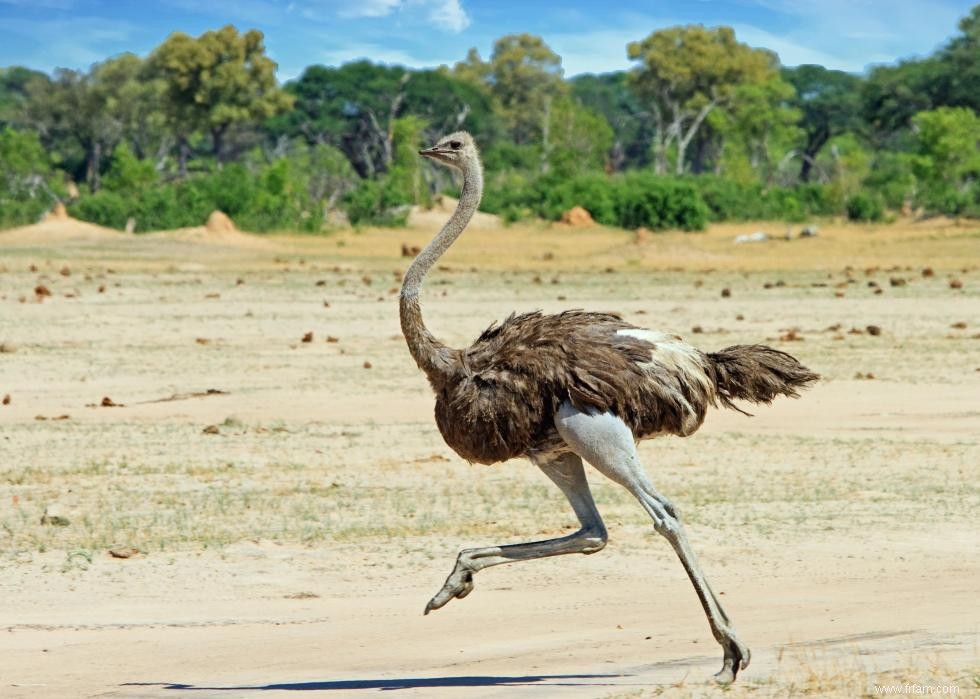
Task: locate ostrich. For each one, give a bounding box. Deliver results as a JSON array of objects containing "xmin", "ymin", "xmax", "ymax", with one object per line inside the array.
[{"xmin": 400, "ymin": 131, "xmax": 817, "ymax": 683}]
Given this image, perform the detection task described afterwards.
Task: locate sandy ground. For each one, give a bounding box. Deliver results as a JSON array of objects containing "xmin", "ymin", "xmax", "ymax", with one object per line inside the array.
[{"xmin": 0, "ymin": 215, "xmax": 978, "ymax": 698}]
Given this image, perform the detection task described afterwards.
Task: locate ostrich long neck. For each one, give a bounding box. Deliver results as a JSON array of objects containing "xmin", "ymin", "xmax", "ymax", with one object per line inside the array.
[{"xmin": 400, "ymin": 158, "xmax": 483, "ymax": 385}]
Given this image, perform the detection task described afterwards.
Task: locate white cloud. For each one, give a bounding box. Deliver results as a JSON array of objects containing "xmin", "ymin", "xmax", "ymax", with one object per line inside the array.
[
  {"xmin": 322, "ymin": 0, "xmax": 470, "ymax": 32},
  {"xmin": 731, "ymin": 25, "xmax": 873, "ymax": 71},
  {"xmin": 427, "ymin": 0, "xmax": 469, "ymax": 32},
  {"xmin": 337, "ymin": 0, "xmax": 400, "ymax": 18},
  {"xmin": 548, "ymin": 28, "xmax": 637, "ymax": 76},
  {"xmin": 2, "ymin": 17, "xmax": 138, "ymax": 70},
  {"xmin": 739, "ymin": 0, "xmax": 964, "ymax": 69},
  {"xmin": 319, "ymin": 41, "xmax": 458, "ymax": 67}
]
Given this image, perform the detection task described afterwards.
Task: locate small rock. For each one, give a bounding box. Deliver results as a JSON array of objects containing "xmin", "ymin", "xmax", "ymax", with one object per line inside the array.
[
  {"xmin": 951, "ymin": 321, "xmax": 967, "ymax": 329},
  {"xmin": 284, "ymin": 591, "xmax": 320, "ymax": 599},
  {"xmin": 2, "ymin": 394, "xmax": 10, "ymax": 405},
  {"xmin": 949, "ymin": 279, "xmax": 963, "ymax": 289},
  {"xmin": 202, "ymin": 425, "xmax": 220, "ymax": 435},
  {"xmin": 35, "ymin": 285, "xmax": 52, "ymax": 297},
  {"xmin": 779, "ymin": 329, "xmax": 803, "ymax": 342},
  {"xmin": 889, "ymin": 277, "xmax": 906, "ymax": 287},
  {"xmin": 922, "ymin": 267, "xmax": 934, "ymax": 277},
  {"xmin": 108, "ymin": 546, "xmax": 140, "ymax": 559},
  {"xmin": 363, "ymin": 361, "xmax": 373, "ymax": 369},
  {"xmin": 720, "ymin": 288, "xmax": 731, "ymax": 298},
  {"xmin": 866, "ymin": 325, "xmax": 882, "ymax": 336},
  {"xmin": 326, "ymin": 336, "xmax": 339, "ymax": 343},
  {"xmin": 0, "ymin": 342, "xmax": 17, "ymax": 354},
  {"xmin": 101, "ymin": 396, "xmax": 120, "ymax": 407},
  {"xmin": 301, "ymin": 331, "xmax": 314, "ymax": 343},
  {"xmin": 98, "ymin": 285, "xmax": 106, "ymax": 293},
  {"xmin": 59, "ymin": 266, "xmax": 71, "ymax": 277},
  {"xmin": 691, "ymin": 326, "xmax": 704, "ymax": 334},
  {"xmin": 315, "ymin": 280, "xmax": 326, "ymax": 287}
]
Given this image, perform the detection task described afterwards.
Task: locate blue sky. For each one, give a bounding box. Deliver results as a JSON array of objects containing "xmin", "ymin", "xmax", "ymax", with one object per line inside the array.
[{"xmin": 0, "ymin": 0, "xmax": 974, "ymax": 79}]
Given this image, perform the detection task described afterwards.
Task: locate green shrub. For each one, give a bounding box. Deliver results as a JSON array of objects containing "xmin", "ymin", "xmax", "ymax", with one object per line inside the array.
[
  {"xmin": 101, "ymin": 143, "xmax": 157, "ymax": 194},
  {"xmin": 70, "ymin": 190, "xmax": 131, "ymax": 229},
  {"xmin": 0, "ymin": 127, "xmax": 59, "ymax": 227},
  {"xmin": 846, "ymin": 193, "xmax": 884, "ymax": 222},
  {"xmin": 0, "ymin": 197, "xmax": 51, "ymax": 228},
  {"xmin": 344, "ymin": 177, "xmax": 410, "ymax": 227},
  {"xmin": 613, "ymin": 173, "xmax": 708, "ymax": 230}
]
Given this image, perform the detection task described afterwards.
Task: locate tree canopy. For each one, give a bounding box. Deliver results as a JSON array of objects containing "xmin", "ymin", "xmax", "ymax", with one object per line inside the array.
[{"xmin": 1, "ymin": 9, "xmax": 978, "ymax": 232}]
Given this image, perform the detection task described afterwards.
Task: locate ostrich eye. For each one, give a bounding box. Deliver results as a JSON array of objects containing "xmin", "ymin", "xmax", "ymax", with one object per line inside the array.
[{"xmin": 449, "ymin": 140, "xmax": 462, "ymax": 150}]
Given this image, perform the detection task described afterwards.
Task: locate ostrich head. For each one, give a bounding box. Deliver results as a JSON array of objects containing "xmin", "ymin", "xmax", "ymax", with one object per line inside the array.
[{"xmin": 419, "ymin": 131, "xmax": 479, "ymax": 171}]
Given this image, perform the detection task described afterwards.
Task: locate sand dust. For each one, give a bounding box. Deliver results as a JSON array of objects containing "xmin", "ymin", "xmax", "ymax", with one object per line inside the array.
[{"xmin": 0, "ymin": 216, "xmax": 977, "ymax": 698}]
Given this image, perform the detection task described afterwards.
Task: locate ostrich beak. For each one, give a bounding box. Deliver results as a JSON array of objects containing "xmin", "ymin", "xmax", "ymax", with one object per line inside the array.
[{"xmin": 419, "ymin": 146, "xmax": 440, "ymax": 158}]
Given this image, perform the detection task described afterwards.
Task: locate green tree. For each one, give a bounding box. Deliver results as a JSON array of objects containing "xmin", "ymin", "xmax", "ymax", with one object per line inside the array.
[
  {"xmin": 628, "ymin": 25, "xmax": 778, "ymax": 174},
  {"xmin": 862, "ymin": 57, "xmax": 947, "ymax": 141},
  {"xmin": 571, "ymin": 71, "xmax": 652, "ymax": 170},
  {"xmin": 709, "ymin": 78, "xmax": 801, "ymax": 184},
  {"xmin": 911, "ymin": 106, "xmax": 980, "ymax": 212},
  {"xmin": 101, "ymin": 142, "xmax": 158, "ymax": 194},
  {"xmin": 148, "ymin": 25, "xmax": 292, "ymax": 167},
  {"xmin": 277, "ymin": 62, "xmax": 494, "ymax": 179},
  {"xmin": 941, "ymin": 5, "xmax": 980, "ymax": 112},
  {"xmin": 0, "ymin": 127, "xmax": 58, "ymax": 226},
  {"xmin": 782, "ymin": 64, "xmax": 862, "ymax": 181},
  {"xmin": 454, "ymin": 34, "xmax": 567, "ymax": 149},
  {"xmin": 0, "ymin": 66, "xmax": 48, "ymax": 127},
  {"xmin": 22, "ymin": 68, "xmax": 121, "ymax": 189},
  {"xmin": 91, "ymin": 54, "xmax": 168, "ymax": 164},
  {"xmin": 544, "ymin": 98, "xmax": 614, "ymax": 177}
]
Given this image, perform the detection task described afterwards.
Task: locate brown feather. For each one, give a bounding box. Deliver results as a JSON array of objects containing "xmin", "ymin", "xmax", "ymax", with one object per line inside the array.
[{"xmin": 428, "ymin": 312, "xmax": 693, "ymax": 463}]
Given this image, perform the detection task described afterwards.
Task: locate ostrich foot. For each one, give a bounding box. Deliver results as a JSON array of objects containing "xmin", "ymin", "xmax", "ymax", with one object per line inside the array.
[
  {"xmin": 423, "ymin": 568, "xmax": 474, "ymax": 615},
  {"xmin": 713, "ymin": 632, "xmax": 751, "ymax": 684}
]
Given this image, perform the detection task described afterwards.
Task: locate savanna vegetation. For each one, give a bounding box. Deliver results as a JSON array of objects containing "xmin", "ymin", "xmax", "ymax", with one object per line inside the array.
[{"xmin": 1, "ymin": 8, "xmax": 978, "ymax": 232}]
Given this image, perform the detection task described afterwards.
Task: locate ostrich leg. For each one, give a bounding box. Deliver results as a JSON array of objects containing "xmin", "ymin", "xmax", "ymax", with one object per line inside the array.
[
  {"xmin": 424, "ymin": 452, "xmax": 607, "ymax": 614},
  {"xmin": 554, "ymin": 402, "xmax": 751, "ymax": 684}
]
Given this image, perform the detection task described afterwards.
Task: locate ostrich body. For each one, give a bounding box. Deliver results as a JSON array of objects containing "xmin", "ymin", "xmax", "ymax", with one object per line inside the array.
[{"xmin": 401, "ymin": 132, "xmax": 817, "ymax": 683}]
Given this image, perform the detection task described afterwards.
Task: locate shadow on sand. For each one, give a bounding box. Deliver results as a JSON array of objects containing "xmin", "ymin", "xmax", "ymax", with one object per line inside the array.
[{"xmin": 123, "ymin": 674, "xmax": 625, "ymax": 692}]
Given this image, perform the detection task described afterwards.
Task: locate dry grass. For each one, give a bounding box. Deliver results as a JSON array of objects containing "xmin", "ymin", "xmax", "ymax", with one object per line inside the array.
[
  {"xmin": 608, "ymin": 652, "xmax": 978, "ymax": 697},
  {"xmin": 1, "ymin": 217, "xmax": 978, "ymax": 694}
]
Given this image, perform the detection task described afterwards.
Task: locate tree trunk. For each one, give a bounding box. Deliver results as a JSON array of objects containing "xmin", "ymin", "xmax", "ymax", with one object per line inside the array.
[
  {"xmin": 675, "ymin": 99, "xmax": 717, "ymax": 175},
  {"xmin": 799, "ymin": 128, "xmax": 829, "ymax": 182},
  {"xmin": 540, "ymin": 94, "xmax": 552, "ymax": 175},
  {"xmin": 212, "ymin": 124, "xmax": 229, "ymax": 165},
  {"xmin": 177, "ymin": 136, "xmax": 190, "ymax": 177},
  {"xmin": 85, "ymin": 142, "xmax": 102, "ymax": 191},
  {"xmin": 650, "ymin": 103, "xmax": 668, "ymax": 174}
]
